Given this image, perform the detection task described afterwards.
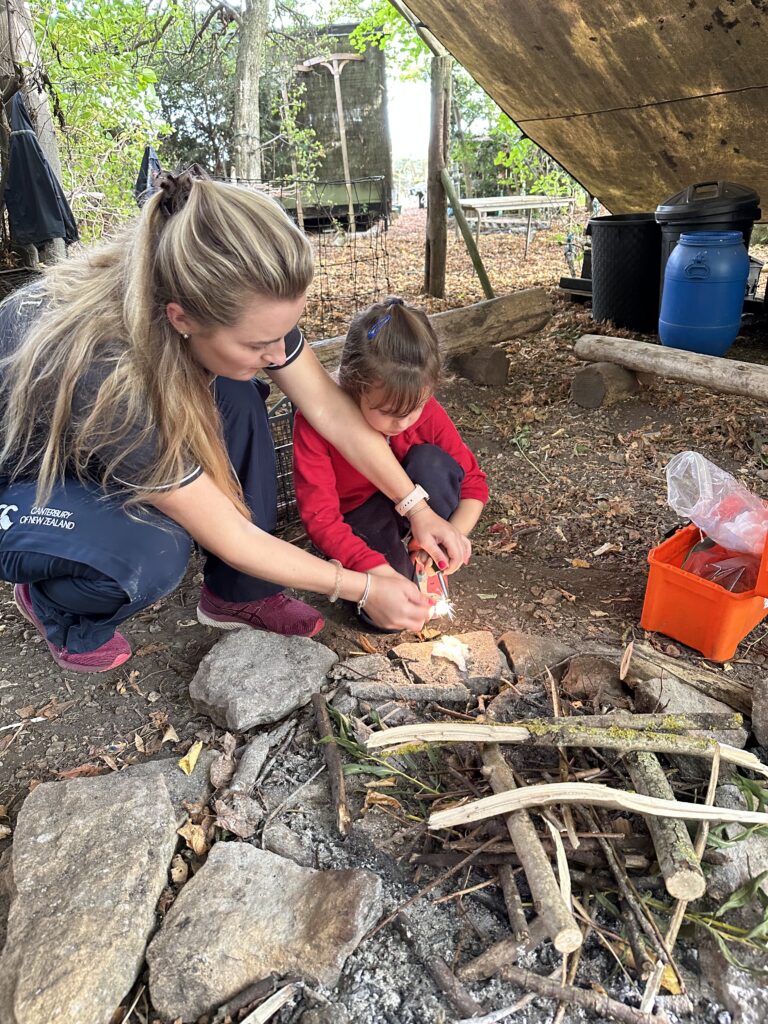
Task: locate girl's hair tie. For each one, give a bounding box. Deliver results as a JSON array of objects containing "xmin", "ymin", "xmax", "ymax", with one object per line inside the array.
[
  {"xmin": 156, "ymin": 163, "xmax": 209, "ymax": 220},
  {"xmin": 367, "ymin": 314, "xmax": 391, "ymax": 339}
]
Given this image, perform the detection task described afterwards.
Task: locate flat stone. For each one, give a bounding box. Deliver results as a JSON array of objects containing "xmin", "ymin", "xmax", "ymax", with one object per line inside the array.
[
  {"xmin": 498, "ymin": 630, "xmax": 575, "ymax": 683},
  {"xmin": 147, "ymin": 844, "xmax": 382, "ymax": 1021},
  {"xmin": 752, "ymin": 676, "xmax": 768, "ymax": 747},
  {"xmin": 561, "ymin": 654, "xmax": 633, "ymax": 709},
  {"xmin": 189, "ymin": 631, "xmax": 338, "ymax": 730},
  {"xmin": 121, "ymin": 749, "xmax": 217, "ymax": 823},
  {"xmin": 0, "ymin": 774, "xmax": 177, "ymax": 1024},
  {"xmin": 332, "ymin": 653, "xmax": 470, "ymax": 703},
  {"xmin": 634, "ymin": 677, "xmax": 748, "ymax": 749},
  {"xmin": 699, "ymin": 931, "xmax": 768, "ymax": 1024},
  {"xmin": 390, "ymin": 631, "xmax": 508, "ymax": 696},
  {"xmin": 231, "ymin": 733, "xmax": 271, "ymax": 793},
  {"xmin": 263, "ymin": 821, "xmax": 315, "ymax": 867}
]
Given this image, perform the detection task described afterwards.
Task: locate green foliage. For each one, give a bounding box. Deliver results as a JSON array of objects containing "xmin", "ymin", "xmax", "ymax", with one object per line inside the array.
[{"xmin": 31, "ymin": 0, "xmax": 174, "ymax": 239}]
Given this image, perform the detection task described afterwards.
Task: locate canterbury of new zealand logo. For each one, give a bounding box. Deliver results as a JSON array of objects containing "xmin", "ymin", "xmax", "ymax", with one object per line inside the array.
[{"xmin": 0, "ymin": 504, "xmax": 18, "ymax": 530}]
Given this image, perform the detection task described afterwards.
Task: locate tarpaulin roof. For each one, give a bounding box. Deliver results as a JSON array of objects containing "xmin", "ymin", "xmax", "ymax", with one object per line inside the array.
[
  {"xmin": 406, "ymin": 0, "xmax": 768, "ymax": 215},
  {"xmin": 4, "ymin": 93, "xmax": 78, "ymax": 247}
]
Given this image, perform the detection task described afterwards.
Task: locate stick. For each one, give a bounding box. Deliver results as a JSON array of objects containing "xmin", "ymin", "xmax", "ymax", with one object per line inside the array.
[
  {"xmin": 457, "ymin": 916, "xmax": 550, "ymax": 981},
  {"xmin": 428, "ymin": 781, "xmax": 768, "ymax": 830},
  {"xmin": 395, "ymin": 909, "xmax": 484, "ymax": 1018},
  {"xmin": 481, "ymin": 744, "xmax": 582, "ymax": 953},
  {"xmin": 366, "ymin": 721, "xmax": 764, "ymax": 777},
  {"xmin": 497, "ymin": 862, "xmax": 529, "ymax": 939},
  {"xmin": 624, "ymin": 751, "xmax": 706, "ymax": 900},
  {"xmin": 311, "ymin": 694, "xmax": 352, "ymax": 837},
  {"xmin": 640, "ymin": 747, "xmax": 721, "ymax": 1013},
  {"xmin": 494, "ymin": 965, "xmax": 669, "ymax": 1024},
  {"xmin": 240, "ymin": 983, "xmax": 299, "ymax": 1024},
  {"xmin": 631, "ymin": 641, "xmax": 752, "ymax": 715}
]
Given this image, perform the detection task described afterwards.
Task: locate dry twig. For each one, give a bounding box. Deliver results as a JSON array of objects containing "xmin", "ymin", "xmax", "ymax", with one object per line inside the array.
[{"xmin": 311, "ymin": 693, "xmax": 351, "ymax": 837}]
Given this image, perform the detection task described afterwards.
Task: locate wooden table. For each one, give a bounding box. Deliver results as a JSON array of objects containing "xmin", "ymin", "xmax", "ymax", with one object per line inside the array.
[{"xmin": 456, "ymin": 194, "xmax": 577, "ymax": 256}]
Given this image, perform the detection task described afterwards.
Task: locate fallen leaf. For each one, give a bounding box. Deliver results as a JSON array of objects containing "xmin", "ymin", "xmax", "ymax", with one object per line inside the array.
[
  {"xmin": 570, "ymin": 558, "xmax": 591, "ymax": 568},
  {"xmin": 170, "ymin": 853, "xmax": 189, "ymax": 886},
  {"xmin": 0, "ymin": 823, "xmax": 11, "ymax": 839},
  {"xmin": 134, "ymin": 733, "xmax": 145, "ymax": 753},
  {"xmin": 209, "ymin": 752, "xmax": 236, "ymax": 790},
  {"xmin": 56, "ymin": 763, "xmax": 106, "ymax": 780},
  {"xmin": 363, "ymin": 790, "xmax": 403, "ymax": 812},
  {"xmin": 592, "ymin": 542, "xmax": 622, "ymax": 556},
  {"xmin": 477, "ymin": 593, "xmax": 498, "ymax": 600},
  {"xmin": 214, "ymin": 793, "xmax": 263, "ymax": 838},
  {"xmin": 177, "ymin": 820, "xmax": 209, "ymax": 857},
  {"xmin": 99, "ymin": 754, "xmax": 119, "ymax": 772},
  {"xmin": 14, "ymin": 705, "xmax": 35, "ymax": 719},
  {"xmin": 161, "ymin": 725, "xmax": 180, "ymax": 746},
  {"xmin": 356, "ymin": 633, "xmax": 377, "ymax": 654},
  {"xmin": 178, "ymin": 740, "xmax": 203, "ymax": 776},
  {"xmin": 589, "ymin": 609, "xmax": 609, "ymax": 618},
  {"xmin": 135, "ymin": 642, "xmax": 166, "ymax": 657}
]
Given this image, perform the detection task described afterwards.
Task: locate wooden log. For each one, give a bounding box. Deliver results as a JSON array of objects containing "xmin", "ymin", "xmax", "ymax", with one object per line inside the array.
[
  {"xmin": 310, "ymin": 289, "xmax": 552, "ymax": 370},
  {"xmin": 311, "ymin": 694, "xmax": 351, "ymax": 837},
  {"xmin": 481, "ymin": 744, "xmax": 583, "ymax": 954},
  {"xmin": 571, "ymin": 361, "xmax": 640, "ymax": 408},
  {"xmin": 450, "ymin": 346, "xmax": 509, "ymax": 386},
  {"xmin": 630, "ymin": 642, "xmax": 752, "ymax": 715},
  {"xmin": 624, "ymin": 751, "xmax": 706, "ymax": 900},
  {"xmin": 497, "ymin": 862, "xmax": 529, "ymax": 939},
  {"xmin": 574, "ymin": 334, "xmax": 768, "ymax": 402}
]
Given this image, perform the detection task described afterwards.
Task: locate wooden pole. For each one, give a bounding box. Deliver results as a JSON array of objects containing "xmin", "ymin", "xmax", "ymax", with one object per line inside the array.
[
  {"xmin": 424, "ymin": 53, "xmax": 451, "ymax": 297},
  {"xmin": 328, "ymin": 60, "xmax": 357, "ymax": 237},
  {"xmin": 440, "ymin": 168, "xmax": 494, "ymax": 299},
  {"xmin": 574, "ymin": 334, "xmax": 768, "ymax": 402}
]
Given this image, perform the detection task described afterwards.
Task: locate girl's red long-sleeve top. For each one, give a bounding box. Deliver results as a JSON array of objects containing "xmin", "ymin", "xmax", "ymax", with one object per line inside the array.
[{"xmin": 292, "ymin": 397, "xmax": 489, "ymax": 572}]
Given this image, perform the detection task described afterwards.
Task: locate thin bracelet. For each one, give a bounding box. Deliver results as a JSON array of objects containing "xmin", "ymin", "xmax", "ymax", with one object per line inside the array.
[
  {"xmin": 328, "ymin": 559, "xmax": 344, "ymax": 603},
  {"xmin": 407, "ymin": 500, "xmax": 430, "ymax": 518},
  {"xmin": 356, "ymin": 573, "xmax": 372, "ymax": 614}
]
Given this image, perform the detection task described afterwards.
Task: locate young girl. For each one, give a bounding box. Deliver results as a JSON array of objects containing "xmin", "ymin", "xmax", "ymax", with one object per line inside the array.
[
  {"xmin": 0, "ymin": 175, "xmax": 471, "ymax": 672},
  {"xmin": 293, "ymin": 297, "xmax": 488, "ymax": 599}
]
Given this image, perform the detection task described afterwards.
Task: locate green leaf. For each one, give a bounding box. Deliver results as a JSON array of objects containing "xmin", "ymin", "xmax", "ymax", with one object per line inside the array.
[{"xmin": 715, "ymin": 870, "xmax": 768, "ymax": 918}]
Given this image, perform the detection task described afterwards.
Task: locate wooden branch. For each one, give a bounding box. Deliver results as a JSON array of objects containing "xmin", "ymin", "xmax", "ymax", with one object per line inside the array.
[
  {"xmin": 574, "ymin": 333, "xmax": 768, "ymax": 403},
  {"xmin": 310, "ymin": 289, "xmax": 552, "ymax": 370},
  {"xmin": 396, "ymin": 910, "xmax": 483, "ymax": 1019},
  {"xmin": 495, "ymin": 964, "xmax": 669, "ymax": 1024},
  {"xmin": 572, "ymin": 361, "xmax": 640, "ymax": 408},
  {"xmin": 624, "ymin": 751, "xmax": 706, "ymax": 900},
  {"xmin": 365, "ymin": 720, "xmax": 766, "ymax": 777},
  {"xmin": 441, "ymin": 167, "xmax": 494, "ymax": 298},
  {"xmin": 311, "ymin": 694, "xmax": 351, "ymax": 837},
  {"xmin": 457, "ymin": 916, "xmax": 550, "ymax": 981},
  {"xmin": 497, "ymin": 862, "xmax": 529, "ymax": 939},
  {"xmin": 240, "ymin": 983, "xmax": 298, "ymax": 1024},
  {"xmin": 630, "ymin": 642, "xmax": 752, "ymax": 715},
  {"xmin": 481, "ymin": 745, "xmax": 582, "ymax": 954},
  {"xmin": 428, "ymin": 781, "xmax": 768, "ymax": 830}
]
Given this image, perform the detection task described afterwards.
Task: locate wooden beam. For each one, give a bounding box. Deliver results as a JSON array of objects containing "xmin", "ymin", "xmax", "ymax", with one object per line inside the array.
[
  {"xmin": 574, "ymin": 334, "xmax": 768, "ymax": 402},
  {"xmin": 440, "ymin": 167, "xmax": 494, "ymax": 299},
  {"xmin": 310, "ymin": 288, "xmax": 552, "ymax": 370}
]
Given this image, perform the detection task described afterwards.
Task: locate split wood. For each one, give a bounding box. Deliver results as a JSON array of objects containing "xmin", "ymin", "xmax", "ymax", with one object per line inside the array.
[
  {"xmin": 481, "ymin": 743, "xmax": 582, "ymax": 954},
  {"xmin": 624, "ymin": 750, "xmax": 706, "ymax": 900},
  {"xmin": 428, "ymin": 781, "xmax": 768, "ymax": 830},
  {"xmin": 497, "ymin": 862, "xmax": 529, "ymax": 938},
  {"xmin": 640, "ymin": 746, "xmax": 721, "ymax": 1014},
  {"xmin": 365, "ymin": 719, "xmax": 767, "ymax": 777},
  {"xmin": 395, "ymin": 910, "xmax": 483, "ymax": 1018},
  {"xmin": 457, "ymin": 916, "xmax": 550, "ymax": 981},
  {"xmin": 311, "ymin": 693, "xmax": 351, "ymax": 837},
  {"xmin": 240, "ymin": 983, "xmax": 299, "ymax": 1023},
  {"xmin": 495, "ymin": 964, "xmax": 669, "ymax": 1024}
]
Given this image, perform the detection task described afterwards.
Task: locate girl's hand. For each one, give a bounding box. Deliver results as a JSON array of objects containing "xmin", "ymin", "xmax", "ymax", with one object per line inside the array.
[
  {"xmin": 409, "ymin": 506, "xmax": 472, "ymax": 574},
  {"xmin": 364, "ymin": 573, "xmax": 432, "ymax": 631}
]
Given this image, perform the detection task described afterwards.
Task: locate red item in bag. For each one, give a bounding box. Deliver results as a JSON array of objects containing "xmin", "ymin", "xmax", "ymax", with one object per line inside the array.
[{"xmin": 682, "ymin": 536, "xmax": 760, "ymax": 593}]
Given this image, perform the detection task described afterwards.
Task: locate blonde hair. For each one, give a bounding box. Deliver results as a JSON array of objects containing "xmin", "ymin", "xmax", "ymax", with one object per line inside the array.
[
  {"xmin": 338, "ymin": 297, "xmax": 441, "ymax": 417},
  {"xmin": 0, "ymin": 178, "xmax": 313, "ymax": 516}
]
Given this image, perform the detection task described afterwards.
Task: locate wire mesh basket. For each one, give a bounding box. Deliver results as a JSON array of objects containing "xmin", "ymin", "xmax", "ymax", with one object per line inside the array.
[{"xmin": 268, "ymin": 394, "xmax": 299, "ymax": 531}]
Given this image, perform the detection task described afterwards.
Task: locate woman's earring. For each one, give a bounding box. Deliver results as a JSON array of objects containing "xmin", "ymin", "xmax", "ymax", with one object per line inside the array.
[{"xmin": 180, "ymin": 333, "xmax": 190, "ymax": 341}]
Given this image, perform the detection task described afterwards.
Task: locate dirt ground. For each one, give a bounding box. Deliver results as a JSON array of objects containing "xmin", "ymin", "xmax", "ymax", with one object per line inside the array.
[{"xmin": 1, "ymin": 211, "xmax": 767, "ymax": 1017}]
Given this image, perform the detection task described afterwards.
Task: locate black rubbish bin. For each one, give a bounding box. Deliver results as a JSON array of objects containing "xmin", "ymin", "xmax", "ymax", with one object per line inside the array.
[
  {"xmin": 655, "ymin": 181, "xmax": 761, "ymax": 288},
  {"xmin": 589, "ymin": 213, "xmax": 662, "ymax": 333}
]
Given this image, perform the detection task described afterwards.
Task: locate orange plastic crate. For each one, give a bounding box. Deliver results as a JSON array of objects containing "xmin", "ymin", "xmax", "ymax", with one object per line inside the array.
[{"xmin": 640, "ymin": 523, "xmax": 768, "ymax": 663}]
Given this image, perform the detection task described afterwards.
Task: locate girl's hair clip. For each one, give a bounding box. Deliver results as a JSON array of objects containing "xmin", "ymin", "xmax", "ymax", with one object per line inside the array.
[{"xmin": 367, "ymin": 314, "xmax": 392, "ymax": 339}]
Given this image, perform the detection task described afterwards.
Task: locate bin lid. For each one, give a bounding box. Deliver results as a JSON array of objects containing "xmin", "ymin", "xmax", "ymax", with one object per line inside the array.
[{"xmin": 656, "ymin": 181, "xmax": 760, "ymax": 223}]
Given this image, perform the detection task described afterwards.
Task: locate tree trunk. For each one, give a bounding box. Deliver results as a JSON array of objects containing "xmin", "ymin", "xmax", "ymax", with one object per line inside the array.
[
  {"xmin": 233, "ymin": 0, "xmax": 269, "ymax": 181},
  {"xmin": 424, "ymin": 54, "xmax": 451, "ymax": 297},
  {"xmin": 451, "ymin": 95, "xmax": 472, "ymax": 198}
]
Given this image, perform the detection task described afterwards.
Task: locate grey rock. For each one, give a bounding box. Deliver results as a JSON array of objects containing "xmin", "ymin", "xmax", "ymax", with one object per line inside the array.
[
  {"xmin": 121, "ymin": 749, "xmax": 217, "ymax": 823},
  {"xmin": 634, "ymin": 677, "xmax": 748, "ymax": 749},
  {"xmin": 706, "ymin": 785, "xmax": 768, "ymax": 905},
  {"xmin": 263, "ymin": 821, "xmax": 315, "ymax": 867},
  {"xmin": 498, "ymin": 630, "xmax": 575, "ymax": 682},
  {"xmin": 390, "ymin": 630, "xmax": 509, "ymax": 696},
  {"xmin": 751, "ymin": 676, "xmax": 768, "ymax": 747},
  {"xmin": 189, "ymin": 631, "xmax": 338, "ymax": 730},
  {"xmin": 0, "ymin": 774, "xmax": 177, "ymax": 1024},
  {"xmin": 147, "ymin": 844, "xmax": 382, "ymax": 1021},
  {"xmin": 699, "ymin": 931, "xmax": 768, "ymax": 1024}
]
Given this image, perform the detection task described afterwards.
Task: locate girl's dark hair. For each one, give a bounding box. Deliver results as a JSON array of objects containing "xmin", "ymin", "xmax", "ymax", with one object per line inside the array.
[{"xmin": 338, "ymin": 296, "xmax": 441, "ymax": 416}]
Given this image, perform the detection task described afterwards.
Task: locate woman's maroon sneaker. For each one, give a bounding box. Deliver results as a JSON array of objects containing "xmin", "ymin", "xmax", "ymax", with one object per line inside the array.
[
  {"xmin": 196, "ymin": 585, "xmax": 324, "ymax": 638},
  {"xmin": 14, "ymin": 584, "xmax": 132, "ymax": 673}
]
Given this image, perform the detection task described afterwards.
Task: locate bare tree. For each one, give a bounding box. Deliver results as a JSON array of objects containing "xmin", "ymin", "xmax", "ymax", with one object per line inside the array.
[{"xmin": 232, "ymin": 0, "xmax": 269, "ymax": 180}]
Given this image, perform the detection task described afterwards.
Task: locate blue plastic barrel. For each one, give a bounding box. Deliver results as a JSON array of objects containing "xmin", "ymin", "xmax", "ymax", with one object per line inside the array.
[{"xmin": 658, "ymin": 231, "xmax": 749, "ymax": 356}]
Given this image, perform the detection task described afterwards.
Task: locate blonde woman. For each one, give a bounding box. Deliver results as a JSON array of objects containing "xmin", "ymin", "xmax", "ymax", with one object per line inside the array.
[{"xmin": 0, "ymin": 170, "xmax": 470, "ymax": 673}]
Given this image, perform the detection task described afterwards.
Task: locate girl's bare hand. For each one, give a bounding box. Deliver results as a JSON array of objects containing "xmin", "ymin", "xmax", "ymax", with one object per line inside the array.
[{"xmin": 409, "ymin": 506, "xmax": 472, "ymax": 574}]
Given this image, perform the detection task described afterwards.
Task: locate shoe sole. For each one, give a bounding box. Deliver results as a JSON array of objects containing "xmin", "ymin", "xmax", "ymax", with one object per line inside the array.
[
  {"xmin": 14, "ymin": 585, "xmax": 131, "ymax": 674},
  {"xmin": 196, "ymin": 605, "xmax": 324, "ymax": 638}
]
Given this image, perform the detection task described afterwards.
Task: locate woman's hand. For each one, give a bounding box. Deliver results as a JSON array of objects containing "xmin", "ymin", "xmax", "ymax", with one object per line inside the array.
[
  {"xmin": 409, "ymin": 506, "xmax": 472, "ymax": 574},
  {"xmin": 364, "ymin": 572, "xmax": 432, "ymax": 631}
]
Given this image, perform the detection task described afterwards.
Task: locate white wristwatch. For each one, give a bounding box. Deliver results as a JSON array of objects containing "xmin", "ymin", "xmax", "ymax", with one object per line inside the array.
[{"xmin": 395, "ymin": 484, "xmax": 429, "ymax": 518}]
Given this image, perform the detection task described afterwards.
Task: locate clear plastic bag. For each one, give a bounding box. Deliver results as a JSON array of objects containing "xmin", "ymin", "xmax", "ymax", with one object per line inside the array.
[{"xmin": 666, "ymin": 451, "xmax": 768, "ymax": 557}]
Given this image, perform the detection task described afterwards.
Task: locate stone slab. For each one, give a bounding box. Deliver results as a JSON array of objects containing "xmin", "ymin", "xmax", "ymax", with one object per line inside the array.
[
  {"xmin": 390, "ymin": 631, "xmax": 508, "ymax": 696},
  {"xmin": 121, "ymin": 749, "xmax": 217, "ymax": 823},
  {"xmin": 0, "ymin": 774, "xmax": 177, "ymax": 1024},
  {"xmin": 147, "ymin": 844, "xmax": 382, "ymax": 1021},
  {"xmin": 498, "ymin": 630, "xmax": 576, "ymax": 683},
  {"xmin": 189, "ymin": 631, "xmax": 338, "ymax": 730}
]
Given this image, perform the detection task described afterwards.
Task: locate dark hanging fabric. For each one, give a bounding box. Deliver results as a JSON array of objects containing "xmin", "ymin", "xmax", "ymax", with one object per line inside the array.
[
  {"xmin": 4, "ymin": 92, "xmax": 78, "ymax": 247},
  {"xmin": 134, "ymin": 145, "xmax": 162, "ymax": 207}
]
